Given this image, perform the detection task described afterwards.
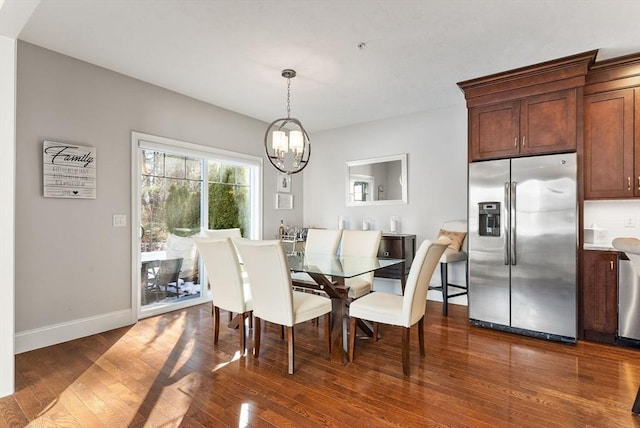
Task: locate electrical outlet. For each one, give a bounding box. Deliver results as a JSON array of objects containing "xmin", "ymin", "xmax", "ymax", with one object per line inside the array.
[
  {"xmin": 113, "ymin": 214, "xmax": 127, "ymax": 227},
  {"xmin": 624, "ymin": 216, "xmax": 636, "ymax": 227}
]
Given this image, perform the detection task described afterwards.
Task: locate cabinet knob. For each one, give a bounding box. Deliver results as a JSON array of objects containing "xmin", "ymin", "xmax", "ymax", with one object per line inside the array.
[
  {"xmin": 611, "ymin": 260, "xmax": 614, "ymax": 270},
  {"xmin": 522, "ymin": 136, "xmax": 526, "ymax": 147},
  {"xmin": 514, "ymin": 137, "xmax": 518, "ymax": 148},
  {"xmin": 384, "ymin": 251, "xmax": 390, "ymax": 257}
]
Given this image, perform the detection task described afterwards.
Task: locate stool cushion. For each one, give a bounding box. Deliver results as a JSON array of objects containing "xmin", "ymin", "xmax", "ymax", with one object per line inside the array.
[{"xmin": 440, "ymin": 248, "xmax": 467, "ymax": 263}]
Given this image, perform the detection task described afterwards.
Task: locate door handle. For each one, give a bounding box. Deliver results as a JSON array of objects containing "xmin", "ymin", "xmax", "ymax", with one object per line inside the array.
[
  {"xmin": 514, "ymin": 137, "xmax": 518, "ymax": 148},
  {"xmin": 628, "ymin": 177, "xmax": 632, "ymax": 191},
  {"xmin": 511, "ymin": 181, "xmax": 517, "ymax": 266},
  {"xmin": 611, "ymin": 261, "xmax": 614, "ymax": 270},
  {"xmin": 522, "ymin": 136, "xmax": 526, "ymax": 147},
  {"xmin": 504, "ymin": 182, "xmax": 510, "ymax": 265}
]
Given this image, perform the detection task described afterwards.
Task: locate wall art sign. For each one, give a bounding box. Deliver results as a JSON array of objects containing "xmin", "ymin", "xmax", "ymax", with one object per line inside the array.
[{"xmin": 43, "ymin": 140, "xmax": 97, "ymax": 199}]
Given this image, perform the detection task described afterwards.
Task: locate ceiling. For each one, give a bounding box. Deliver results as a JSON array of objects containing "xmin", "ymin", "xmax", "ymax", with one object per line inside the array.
[{"xmin": 6, "ymin": 0, "xmax": 640, "ymax": 132}]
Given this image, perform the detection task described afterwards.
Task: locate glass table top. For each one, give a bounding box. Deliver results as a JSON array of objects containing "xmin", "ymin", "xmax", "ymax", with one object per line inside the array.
[{"xmin": 287, "ymin": 252, "xmax": 403, "ymax": 279}]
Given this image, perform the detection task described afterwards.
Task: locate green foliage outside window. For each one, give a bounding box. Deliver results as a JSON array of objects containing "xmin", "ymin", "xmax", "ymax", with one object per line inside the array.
[{"xmin": 164, "ymin": 183, "xmax": 201, "ymax": 237}]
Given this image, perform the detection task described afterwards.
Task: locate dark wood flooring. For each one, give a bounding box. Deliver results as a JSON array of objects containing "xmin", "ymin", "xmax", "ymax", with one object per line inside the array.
[{"xmin": 2, "ymin": 302, "xmax": 640, "ymax": 427}]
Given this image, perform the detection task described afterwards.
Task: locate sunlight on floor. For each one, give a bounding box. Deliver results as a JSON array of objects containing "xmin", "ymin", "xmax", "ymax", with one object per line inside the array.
[
  {"xmin": 26, "ymin": 310, "xmax": 207, "ymax": 426},
  {"xmin": 239, "ymin": 402, "xmax": 250, "ymax": 428},
  {"xmin": 212, "ymin": 350, "xmax": 243, "ymax": 373}
]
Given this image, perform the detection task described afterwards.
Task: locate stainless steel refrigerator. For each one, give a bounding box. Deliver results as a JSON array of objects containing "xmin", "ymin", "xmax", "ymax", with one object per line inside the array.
[{"xmin": 468, "ymin": 153, "xmax": 577, "ymax": 341}]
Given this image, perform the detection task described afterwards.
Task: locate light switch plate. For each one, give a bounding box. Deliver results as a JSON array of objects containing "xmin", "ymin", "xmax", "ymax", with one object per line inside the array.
[{"xmin": 113, "ymin": 214, "xmax": 127, "ymax": 227}]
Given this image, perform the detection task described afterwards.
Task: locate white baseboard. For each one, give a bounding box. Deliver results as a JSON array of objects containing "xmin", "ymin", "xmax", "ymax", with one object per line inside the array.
[{"xmin": 15, "ymin": 309, "xmax": 135, "ymax": 354}]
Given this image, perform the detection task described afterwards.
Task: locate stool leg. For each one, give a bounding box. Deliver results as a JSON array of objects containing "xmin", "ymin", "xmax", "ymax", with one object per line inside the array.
[
  {"xmin": 632, "ymin": 385, "xmax": 640, "ymax": 415},
  {"xmin": 440, "ymin": 262, "xmax": 448, "ymax": 316}
]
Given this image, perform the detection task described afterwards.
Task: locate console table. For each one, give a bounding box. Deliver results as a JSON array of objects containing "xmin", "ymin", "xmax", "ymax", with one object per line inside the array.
[{"xmin": 375, "ymin": 233, "xmax": 416, "ymax": 291}]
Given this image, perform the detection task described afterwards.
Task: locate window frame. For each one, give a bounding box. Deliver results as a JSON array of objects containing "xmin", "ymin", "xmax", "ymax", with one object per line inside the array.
[{"xmin": 131, "ymin": 131, "xmax": 263, "ymax": 321}]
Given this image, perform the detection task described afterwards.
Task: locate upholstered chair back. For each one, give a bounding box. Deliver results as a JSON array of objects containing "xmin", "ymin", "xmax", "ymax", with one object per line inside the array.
[
  {"xmin": 304, "ymin": 229, "xmax": 342, "ymax": 254},
  {"xmin": 205, "ymin": 228, "xmax": 242, "ymax": 239},
  {"xmin": 235, "ymin": 239, "xmax": 295, "ymax": 327},
  {"xmin": 402, "ymin": 238, "xmax": 451, "ymax": 326},
  {"xmin": 193, "ymin": 237, "xmax": 250, "ymax": 314},
  {"xmin": 341, "ymin": 230, "xmax": 383, "ymax": 299}
]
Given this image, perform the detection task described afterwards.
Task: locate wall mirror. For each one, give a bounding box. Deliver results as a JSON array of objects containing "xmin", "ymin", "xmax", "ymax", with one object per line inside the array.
[{"xmin": 346, "ymin": 154, "xmax": 407, "ymax": 206}]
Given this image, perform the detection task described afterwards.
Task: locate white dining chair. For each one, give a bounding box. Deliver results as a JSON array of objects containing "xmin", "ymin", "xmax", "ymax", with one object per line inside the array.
[
  {"xmin": 290, "ymin": 229, "xmax": 343, "ymax": 288},
  {"xmin": 348, "ymin": 237, "xmax": 450, "ymax": 376},
  {"xmin": 193, "ymin": 236, "xmax": 252, "ymax": 354},
  {"xmin": 199, "ymin": 228, "xmax": 244, "ymax": 318},
  {"xmin": 340, "ymin": 230, "xmax": 383, "ymax": 299},
  {"xmin": 235, "ymin": 239, "xmax": 332, "ymax": 374}
]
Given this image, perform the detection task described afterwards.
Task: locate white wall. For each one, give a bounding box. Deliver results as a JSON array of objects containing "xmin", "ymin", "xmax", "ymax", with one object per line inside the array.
[
  {"xmin": 0, "ymin": 34, "xmax": 16, "ymax": 398},
  {"xmin": 303, "ymin": 105, "xmax": 469, "ymax": 299},
  {"xmin": 15, "ymin": 42, "xmax": 303, "ymax": 352}
]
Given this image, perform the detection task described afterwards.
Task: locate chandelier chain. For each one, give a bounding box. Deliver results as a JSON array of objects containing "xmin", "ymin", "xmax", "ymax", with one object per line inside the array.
[{"xmin": 286, "ymin": 77, "xmax": 291, "ymax": 119}]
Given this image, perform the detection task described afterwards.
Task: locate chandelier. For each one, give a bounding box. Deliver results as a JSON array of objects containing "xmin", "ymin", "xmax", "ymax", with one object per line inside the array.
[{"xmin": 264, "ymin": 69, "xmax": 311, "ymax": 175}]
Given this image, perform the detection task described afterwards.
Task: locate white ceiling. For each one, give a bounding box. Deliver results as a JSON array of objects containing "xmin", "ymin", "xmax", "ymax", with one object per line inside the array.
[{"xmin": 6, "ymin": 0, "xmax": 640, "ymax": 132}]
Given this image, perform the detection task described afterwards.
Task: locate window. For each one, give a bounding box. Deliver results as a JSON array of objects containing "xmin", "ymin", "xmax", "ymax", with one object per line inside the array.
[{"xmin": 132, "ymin": 132, "xmax": 262, "ymax": 318}]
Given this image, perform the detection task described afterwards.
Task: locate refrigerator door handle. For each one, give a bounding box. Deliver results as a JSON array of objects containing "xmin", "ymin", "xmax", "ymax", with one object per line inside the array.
[
  {"xmin": 504, "ymin": 181, "xmax": 510, "ymax": 265},
  {"xmin": 511, "ymin": 181, "xmax": 517, "ymax": 265}
]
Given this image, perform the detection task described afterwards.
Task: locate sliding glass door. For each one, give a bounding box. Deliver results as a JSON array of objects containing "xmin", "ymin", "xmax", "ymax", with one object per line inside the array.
[{"xmin": 133, "ymin": 132, "xmax": 262, "ymax": 318}]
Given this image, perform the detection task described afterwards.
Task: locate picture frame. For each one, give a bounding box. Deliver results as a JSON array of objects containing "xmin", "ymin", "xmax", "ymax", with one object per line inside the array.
[
  {"xmin": 43, "ymin": 140, "xmax": 97, "ymax": 199},
  {"xmin": 275, "ymin": 193, "xmax": 293, "ymax": 210},
  {"xmin": 277, "ymin": 173, "xmax": 291, "ymax": 193}
]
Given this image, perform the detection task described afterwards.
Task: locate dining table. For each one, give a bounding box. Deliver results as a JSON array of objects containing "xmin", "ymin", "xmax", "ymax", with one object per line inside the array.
[{"xmin": 288, "ymin": 252, "xmax": 404, "ymax": 363}]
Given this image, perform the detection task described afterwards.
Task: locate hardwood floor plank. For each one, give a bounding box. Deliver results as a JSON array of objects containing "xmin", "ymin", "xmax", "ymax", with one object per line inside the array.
[{"xmin": 4, "ymin": 303, "xmax": 640, "ymax": 426}]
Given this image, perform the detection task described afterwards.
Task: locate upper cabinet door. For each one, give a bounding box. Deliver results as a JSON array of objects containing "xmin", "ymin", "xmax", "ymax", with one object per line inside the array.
[
  {"xmin": 520, "ymin": 89, "xmax": 577, "ymax": 156},
  {"xmin": 584, "ymin": 88, "xmax": 634, "ymax": 199},
  {"xmin": 458, "ymin": 50, "xmax": 595, "ymax": 163},
  {"xmin": 469, "ymin": 100, "xmax": 520, "ymax": 161}
]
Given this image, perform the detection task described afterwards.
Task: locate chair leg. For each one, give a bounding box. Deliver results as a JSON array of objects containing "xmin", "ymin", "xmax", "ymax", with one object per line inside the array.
[
  {"xmin": 248, "ymin": 312, "xmax": 253, "ymax": 329},
  {"xmin": 348, "ymin": 317, "xmax": 357, "ymax": 362},
  {"xmin": 286, "ymin": 326, "xmax": 294, "ymax": 374},
  {"xmin": 324, "ymin": 312, "xmax": 332, "ymax": 354},
  {"xmin": 280, "ymin": 325, "xmax": 285, "ymax": 340},
  {"xmin": 418, "ymin": 316, "xmax": 425, "ymax": 357},
  {"xmin": 401, "ymin": 326, "xmax": 411, "ymax": 377},
  {"xmin": 213, "ymin": 306, "xmax": 220, "ymax": 344},
  {"xmin": 440, "ymin": 262, "xmax": 449, "ymax": 316},
  {"xmin": 239, "ymin": 312, "xmax": 246, "ymax": 355},
  {"xmin": 228, "ymin": 311, "xmax": 233, "ymax": 322},
  {"xmin": 373, "ymin": 322, "xmax": 380, "ymax": 342},
  {"xmin": 254, "ymin": 317, "xmax": 261, "ymax": 358}
]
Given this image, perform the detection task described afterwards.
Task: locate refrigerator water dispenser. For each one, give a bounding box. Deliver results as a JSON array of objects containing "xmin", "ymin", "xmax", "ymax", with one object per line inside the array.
[{"xmin": 478, "ymin": 202, "xmax": 500, "ymax": 236}]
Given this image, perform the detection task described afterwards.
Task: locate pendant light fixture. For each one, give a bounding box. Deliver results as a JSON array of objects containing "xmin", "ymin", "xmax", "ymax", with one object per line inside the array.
[{"xmin": 264, "ymin": 69, "xmax": 311, "ymax": 175}]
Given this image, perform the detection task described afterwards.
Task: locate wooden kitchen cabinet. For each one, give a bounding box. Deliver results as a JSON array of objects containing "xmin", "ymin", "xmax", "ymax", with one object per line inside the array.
[
  {"xmin": 584, "ymin": 53, "xmax": 640, "ymax": 199},
  {"xmin": 582, "ymin": 250, "xmax": 618, "ymax": 343},
  {"xmin": 469, "ymin": 89, "xmax": 577, "ymax": 161},
  {"xmin": 459, "ymin": 50, "xmax": 596, "ymax": 162}
]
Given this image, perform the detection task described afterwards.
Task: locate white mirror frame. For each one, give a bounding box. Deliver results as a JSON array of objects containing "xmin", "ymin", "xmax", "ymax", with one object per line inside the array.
[{"xmin": 345, "ymin": 154, "xmax": 408, "ymax": 206}]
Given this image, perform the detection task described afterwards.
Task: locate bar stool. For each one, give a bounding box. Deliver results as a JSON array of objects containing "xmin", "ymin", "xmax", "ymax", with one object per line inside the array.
[{"xmin": 428, "ymin": 220, "xmax": 468, "ymax": 316}]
